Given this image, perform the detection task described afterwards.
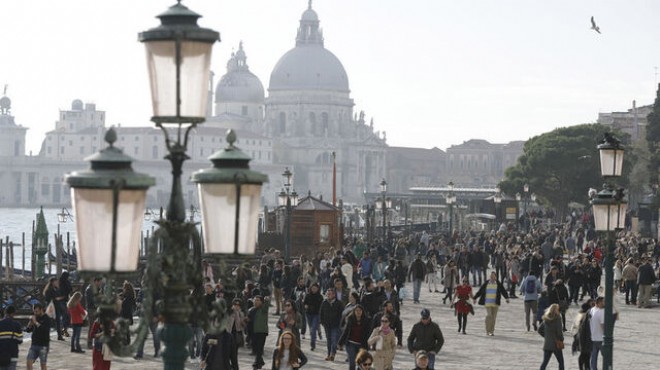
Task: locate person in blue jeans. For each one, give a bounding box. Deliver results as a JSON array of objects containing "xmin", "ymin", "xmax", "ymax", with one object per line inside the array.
[
  {"xmin": 408, "ymin": 254, "xmax": 427, "ymax": 304},
  {"xmin": 319, "ymin": 288, "xmax": 344, "ymax": 361},
  {"xmin": 303, "ymin": 283, "xmax": 323, "ymax": 351},
  {"xmin": 338, "ymin": 305, "xmax": 370, "ymax": 370}
]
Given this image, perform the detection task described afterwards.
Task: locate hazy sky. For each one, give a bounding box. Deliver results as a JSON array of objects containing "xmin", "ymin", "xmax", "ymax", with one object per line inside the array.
[{"xmin": 2, "ymin": 0, "xmax": 660, "ymax": 155}]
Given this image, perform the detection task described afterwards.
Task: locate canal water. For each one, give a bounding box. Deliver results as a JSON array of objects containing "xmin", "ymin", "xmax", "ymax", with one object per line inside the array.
[{"xmin": 0, "ymin": 207, "xmax": 165, "ymax": 272}]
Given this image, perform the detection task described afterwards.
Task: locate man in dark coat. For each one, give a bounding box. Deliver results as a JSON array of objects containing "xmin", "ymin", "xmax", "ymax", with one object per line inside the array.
[
  {"xmin": 407, "ymin": 308, "xmax": 444, "ymax": 370},
  {"xmin": 408, "ymin": 254, "xmax": 427, "ymax": 304},
  {"xmin": 200, "ymin": 330, "xmax": 238, "ymax": 370}
]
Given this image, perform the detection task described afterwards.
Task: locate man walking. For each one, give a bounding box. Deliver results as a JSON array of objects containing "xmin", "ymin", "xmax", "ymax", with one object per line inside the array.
[
  {"xmin": 248, "ymin": 295, "xmax": 270, "ymax": 370},
  {"xmin": 319, "ymin": 288, "xmax": 344, "ymax": 362},
  {"xmin": 0, "ymin": 306, "xmax": 23, "ymax": 370},
  {"xmin": 473, "ymin": 271, "xmax": 509, "ymax": 336},
  {"xmin": 26, "ymin": 303, "xmax": 50, "ymax": 370},
  {"xmin": 621, "ymin": 258, "xmax": 638, "ymax": 305},
  {"xmin": 407, "ymin": 308, "xmax": 444, "ymax": 370},
  {"xmin": 84, "ymin": 277, "xmax": 102, "ymax": 350},
  {"xmin": 408, "ymin": 254, "xmax": 427, "ymax": 304},
  {"xmin": 520, "ymin": 272, "xmax": 542, "ymax": 331},
  {"xmin": 589, "ymin": 297, "xmax": 605, "ymax": 370},
  {"xmin": 637, "ymin": 257, "xmax": 656, "ymax": 308}
]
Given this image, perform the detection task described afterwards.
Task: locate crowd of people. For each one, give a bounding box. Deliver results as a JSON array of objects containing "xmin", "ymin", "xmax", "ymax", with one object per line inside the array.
[{"xmin": 0, "ymin": 211, "xmax": 659, "ymax": 370}]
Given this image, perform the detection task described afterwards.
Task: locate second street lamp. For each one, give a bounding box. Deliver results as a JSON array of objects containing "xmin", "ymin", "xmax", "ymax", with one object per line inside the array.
[
  {"xmin": 446, "ymin": 181, "xmax": 456, "ymax": 237},
  {"xmin": 493, "ymin": 188, "xmax": 502, "ymax": 225},
  {"xmin": 375, "ymin": 179, "xmax": 390, "ymax": 248},
  {"xmin": 279, "ymin": 168, "xmax": 298, "ymax": 262},
  {"xmin": 591, "ymin": 132, "xmax": 626, "ymax": 370}
]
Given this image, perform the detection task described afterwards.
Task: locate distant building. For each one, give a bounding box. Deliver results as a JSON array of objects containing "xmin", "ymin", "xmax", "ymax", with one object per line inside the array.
[
  {"xmin": 597, "ymin": 100, "xmax": 651, "ymax": 143},
  {"xmin": 0, "ymin": 3, "xmax": 524, "ymax": 208}
]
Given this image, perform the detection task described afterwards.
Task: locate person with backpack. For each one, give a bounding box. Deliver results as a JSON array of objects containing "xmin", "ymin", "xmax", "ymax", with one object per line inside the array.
[{"xmin": 520, "ymin": 272, "xmax": 542, "ymax": 331}]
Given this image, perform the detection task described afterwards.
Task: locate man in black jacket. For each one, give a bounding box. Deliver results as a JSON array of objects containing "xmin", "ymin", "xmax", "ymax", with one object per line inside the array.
[
  {"xmin": 408, "ymin": 254, "xmax": 427, "ymax": 304},
  {"xmin": 407, "ymin": 308, "xmax": 444, "ymax": 370},
  {"xmin": 26, "ymin": 303, "xmax": 50, "ymax": 370},
  {"xmin": 319, "ymin": 288, "xmax": 344, "ymax": 361},
  {"xmin": 637, "ymin": 257, "xmax": 657, "ymax": 308},
  {"xmin": 200, "ymin": 330, "xmax": 238, "ymax": 370}
]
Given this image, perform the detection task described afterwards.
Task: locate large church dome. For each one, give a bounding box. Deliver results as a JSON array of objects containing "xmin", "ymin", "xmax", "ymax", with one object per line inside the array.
[
  {"xmin": 269, "ymin": 2, "xmax": 349, "ymax": 92},
  {"xmin": 215, "ymin": 42, "xmax": 265, "ymax": 104}
]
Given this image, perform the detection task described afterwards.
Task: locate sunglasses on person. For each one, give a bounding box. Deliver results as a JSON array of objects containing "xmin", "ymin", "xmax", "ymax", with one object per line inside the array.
[
  {"xmin": 381, "ymin": 319, "xmax": 389, "ymax": 323},
  {"xmin": 362, "ymin": 362, "xmax": 372, "ymax": 367}
]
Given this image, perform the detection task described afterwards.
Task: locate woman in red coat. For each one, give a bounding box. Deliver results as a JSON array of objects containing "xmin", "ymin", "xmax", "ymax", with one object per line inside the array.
[
  {"xmin": 67, "ymin": 291, "xmax": 87, "ymax": 353},
  {"xmin": 90, "ymin": 317, "xmax": 112, "ymax": 370},
  {"xmin": 452, "ymin": 277, "xmax": 474, "ymax": 334}
]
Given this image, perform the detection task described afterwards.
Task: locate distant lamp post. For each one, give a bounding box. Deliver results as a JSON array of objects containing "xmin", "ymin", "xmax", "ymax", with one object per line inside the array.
[
  {"xmin": 65, "ymin": 3, "xmax": 267, "ymax": 370},
  {"xmin": 591, "ymin": 133, "xmax": 626, "ymax": 370},
  {"xmin": 516, "ymin": 184, "xmax": 536, "ymax": 233},
  {"xmin": 446, "ymin": 181, "xmax": 457, "ymax": 236},
  {"xmin": 493, "ymin": 188, "xmax": 502, "ymax": 225},
  {"xmin": 278, "ymin": 167, "xmax": 298, "ymax": 262},
  {"xmin": 374, "ymin": 179, "xmax": 391, "ymax": 248},
  {"xmin": 57, "ymin": 207, "xmax": 74, "ymax": 223}
]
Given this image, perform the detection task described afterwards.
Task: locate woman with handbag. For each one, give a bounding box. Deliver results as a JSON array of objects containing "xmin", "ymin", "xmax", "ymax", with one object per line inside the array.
[
  {"xmin": 367, "ymin": 313, "xmax": 396, "ymax": 370},
  {"xmin": 442, "ymin": 260, "xmax": 459, "ymax": 305},
  {"xmin": 227, "ymin": 298, "xmax": 247, "ymax": 349},
  {"xmin": 539, "ymin": 303, "xmax": 565, "ymax": 370}
]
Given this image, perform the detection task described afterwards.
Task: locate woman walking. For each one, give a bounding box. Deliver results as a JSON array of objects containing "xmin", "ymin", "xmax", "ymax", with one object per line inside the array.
[
  {"xmin": 271, "ymin": 330, "xmax": 308, "ymax": 370},
  {"xmin": 338, "ymin": 305, "xmax": 371, "ymax": 370},
  {"xmin": 453, "ymin": 277, "xmax": 474, "ymax": 334},
  {"xmin": 67, "ymin": 291, "xmax": 87, "ymax": 353},
  {"xmin": 442, "ymin": 260, "xmax": 459, "ymax": 304},
  {"xmin": 367, "ymin": 313, "xmax": 396, "ymax": 370},
  {"xmin": 539, "ymin": 303, "xmax": 565, "ymax": 370},
  {"xmin": 120, "ymin": 281, "xmax": 136, "ymax": 344},
  {"xmin": 43, "ymin": 276, "xmax": 66, "ymax": 341},
  {"xmin": 277, "ymin": 299, "xmax": 303, "ymax": 345}
]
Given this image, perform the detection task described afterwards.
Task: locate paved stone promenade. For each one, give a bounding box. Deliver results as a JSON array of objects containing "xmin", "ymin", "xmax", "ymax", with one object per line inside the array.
[{"xmin": 31, "ymin": 284, "xmax": 658, "ymax": 369}]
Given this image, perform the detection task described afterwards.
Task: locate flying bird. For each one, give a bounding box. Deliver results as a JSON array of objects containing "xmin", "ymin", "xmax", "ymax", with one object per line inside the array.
[{"xmin": 590, "ymin": 16, "xmax": 601, "ymax": 34}]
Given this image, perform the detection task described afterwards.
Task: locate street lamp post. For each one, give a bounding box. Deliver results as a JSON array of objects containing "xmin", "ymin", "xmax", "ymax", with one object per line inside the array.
[
  {"xmin": 516, "ymin": 184, "xmax": 536, "ymax": 233},
  {"xmin": 65, "ymin": 3, "xmax": 267, "ymax": 370},
  {"xmin": 446, "ymin": 181, "xmax": 456, "ymax": 237},
  {"xmin": 374, "ymin": 179, "xmax": 391, "ymax": 249},
  {"xmin": 493, "ymin": 188, "xmax": 502, "ymax": 226},
  {"xmin": 591, "ymin": 133, "xmax": 626, "ymax": 370},
  {"xmin": 278, "ymin": 168, "xmax": 298, "ymax": 262}
]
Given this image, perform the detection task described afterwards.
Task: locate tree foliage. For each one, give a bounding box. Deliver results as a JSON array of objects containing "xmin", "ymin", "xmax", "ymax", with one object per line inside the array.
[
  {"xmin": 499, "ymin": 124, "xmax": 630, "ymax": 220},
  {"xmin": 645, "ymin": 83, "xmax": 660, "ymax": 186}
]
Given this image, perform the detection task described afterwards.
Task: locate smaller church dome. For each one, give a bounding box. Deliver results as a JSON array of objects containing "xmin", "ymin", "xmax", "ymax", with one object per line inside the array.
[
  {"xmin": 71, "ymin": 99, "xmax": 83, "ymax": 110},
  {"xmin": 215, "ymin": 42, "xmax": 265, "ymax": 104},
  {"xmin": 0, "ymin": 96, "xmax": 10, "ymax": 111},
  {"xmin": 301, "ymin": 8, "xmax": 318, "ymax": 21}
]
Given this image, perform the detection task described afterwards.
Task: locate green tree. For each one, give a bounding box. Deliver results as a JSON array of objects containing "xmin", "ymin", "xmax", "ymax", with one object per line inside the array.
[
  {"xmin": 645, "ymin": 83, "xmax": 660, "ymax": 186},
  {"xmin": 499, "ymin": 124, "xmax": 629, "ymax": 220}
]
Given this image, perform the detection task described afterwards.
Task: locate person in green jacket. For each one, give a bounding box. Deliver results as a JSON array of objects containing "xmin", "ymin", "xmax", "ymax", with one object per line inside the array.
[{"xmin": 248, "ymin": 295, "xmax": 270, "ymax": 370}]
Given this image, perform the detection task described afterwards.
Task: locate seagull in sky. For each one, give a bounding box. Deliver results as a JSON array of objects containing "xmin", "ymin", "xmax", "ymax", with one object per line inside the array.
[{"xmin": 590, "ymin": 16, "xmax": 601, "ymax": 34}]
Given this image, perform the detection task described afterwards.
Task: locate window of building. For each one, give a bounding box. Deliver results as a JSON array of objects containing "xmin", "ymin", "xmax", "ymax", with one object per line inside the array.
[
  {"xmin": 47, "ymin": 147, "xmax": 52, "ymax": 154},
  {"xmin": 41, "ymin": 183, "xmax": 50, "ymax": 196},
  {"xmin": 80, "ymin": 147, "xmax": 84, "ymax": 154},
  {"xmin": 242, "ymin": 106, "xmax": 248, "ymax": 116},
  {"xmin": 92, "ymin": 146, "xmax": 96, "ymax": 152},
  {"xmin": 69, "ymin": 140, "xmax": 73, "ymax": 146},
  {"xmin": 152, "ymin": 146, "xmax": 158, "ymax": 159},
  {"xmin": 135, "ymin": 136, "xmax": 139, "ymax": 141},
  {"xmin": 14, "ymin": 141, "xmax": 20, "ymax": 156},
  {"xmin": 60, "ymin": 147, "xmax": 64, "ymax": 154},
  {"xmin": 320, "ymin": 224, "xmax": 330, "ymax": 243},
  {"xmin": 200, "ymin": 148, "xmax": 204, "ymax": 156},
  {"xmin": 134, "ymin": 147, "xmax": 139, "ymax": 155}
]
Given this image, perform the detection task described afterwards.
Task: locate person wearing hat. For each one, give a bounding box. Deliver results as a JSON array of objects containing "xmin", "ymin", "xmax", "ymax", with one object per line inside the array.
[
  {"xmin": 407, "ymin": 309, "xmax": 444, "ymax": 370},
  {"xmin": 413, "ymin": 350, "xmax": 432, "ymax": 370},
  {"xmin": 408, "ymin": 254, "xmax": 427, "ymax": 304}
]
